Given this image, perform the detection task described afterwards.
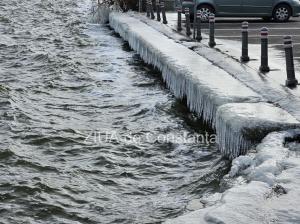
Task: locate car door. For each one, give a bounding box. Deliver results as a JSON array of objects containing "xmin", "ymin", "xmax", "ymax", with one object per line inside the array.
[
  {"xmin": 241, "ymin": 0, "xmax": 274, "ymax": 15},
  {"xmin": 214, "ymin": 0, "xmax": 242, "ymax": 15}
]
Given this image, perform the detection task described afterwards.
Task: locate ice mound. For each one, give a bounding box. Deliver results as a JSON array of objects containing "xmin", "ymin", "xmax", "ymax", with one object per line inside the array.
[{"xmin": 165, "ymin": 130, "xmax": 300, "ymax": 224}]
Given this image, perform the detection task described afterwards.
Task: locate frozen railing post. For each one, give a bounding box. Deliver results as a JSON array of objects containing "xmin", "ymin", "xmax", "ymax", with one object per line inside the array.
[
  {"xmin": 177, "ymin": 7, "xmax": 182, "ymax": 32},
  {"xmin": 161, "ymin": 1, "xmax": 168, "ymax": 24},
  {"xmin": 259, "ymin": 27, "xmax": 270, "ymax": 72},
  {"xmin": 156, "ymin": 0, "xmax": 161, "ymax": 22},
  {"xmin": 241, "ymin": 21, "xmax": 250, "ymax": 62},
  {"xmin": 208, "ymin": 14, "xmax": 216, "ymax": 47},
  {"xmin": 193, "ymin": 3, "xmax": 196, "ymax": 40},
  {"xmin": 284, "ymin": 36, "xmax": 298, "ymax": 87},
  {"xmin": 196, "ymin": 10, "xmax": 202, "ymax": 41},
  {"xmin": 150, "ymin": 0, "xmax": 155, "ymax": 19},
  {"xmin": 146, "ymin": 0, "xmax": 150, "ymax": 17},
  {"xmin": 185, "ymin": 8, "xmax": 192, "ymax": 36},
  {"xmin": 139, "ymin": 0, "xmax": 142, "ymax": 12}
]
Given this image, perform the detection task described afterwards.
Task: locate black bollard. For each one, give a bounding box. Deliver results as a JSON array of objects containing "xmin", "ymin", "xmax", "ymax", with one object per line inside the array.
[
  {"xmin": 161, "ymin": 1, "xmax": 167, "ymax": 24},
  {"xmin": 149, "ymin": 0, "xmax": 155, "ymax": 19},
  {"xmin": 146, "ymin": 0, "xmax": 150, "ymax": 17},
  {"xmin": 156, "ymin": 0, "xmax": 161, "ymax": 22},
  {"xmin": 177, "ymin": 7, "xmax": 182, "ymax": 32},
  {"xmin": 139, "ymin": 0, "xmax": 142, "ymax": 13},
  {"xmin": 241, "ymin": 21, "xmax": 250, "ymax": 62},
  {"xmin": 196, "ymin": 10, "xmax": 202, "ymax": 41},
  {"xmin": 259, "ymin": 27, "xmax": 270, "ymax": 73},
  {"xmin": 193, "ymin": 5, "xmax": 196, "ymax": 39},
  {"xmin": 284, "ymin": 36, "xmax": 298, "ymax": 87},
  {"xmin": 208, "ymin": 14, "xmax": 216, "ymax": 47},
  {"xmin": 185, "ymin": 8, "xmax": 192, "ymax": 36}
]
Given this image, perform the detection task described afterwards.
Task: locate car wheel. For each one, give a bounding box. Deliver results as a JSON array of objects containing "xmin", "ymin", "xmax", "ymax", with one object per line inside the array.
[
  {"xmin": 273, "ymin": 4, "xmax": 291, "ymax": 22},
  {"xmin": 197, "ymin": 5, "xmax": 214, "ymax": 22}
]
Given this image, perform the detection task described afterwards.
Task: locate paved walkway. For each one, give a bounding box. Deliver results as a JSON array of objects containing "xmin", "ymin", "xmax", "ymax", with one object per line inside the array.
[{"xmin": 133, "ymin": 12, "xmax": 300, "ymax": 122}]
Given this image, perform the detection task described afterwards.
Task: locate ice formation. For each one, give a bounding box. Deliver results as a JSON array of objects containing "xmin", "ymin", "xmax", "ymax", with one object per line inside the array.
[
  {"xmin": 108, "ymin": 11, "xmax": 300, "ymax": 223},
  {"xmin": 165, "ymin": 129, "xmax": 300, "ymax": 223},
  {"xmin": 109, "ymin": 13, "xmax": 262, "ymax": 128},
  {"xmin": 133, "ymin": 12, "xmax": 300, "ymax": 125},
  {"xmin": 108, "ymin": 12, "xmax": 300, "ymax": 159},
  {"xmin": 216, "ymin": 102, "xmax": 300, "ymax": 159},
  {"xmin": 89, "ymin": 4, "xmax": 110, "ymax": 24}
]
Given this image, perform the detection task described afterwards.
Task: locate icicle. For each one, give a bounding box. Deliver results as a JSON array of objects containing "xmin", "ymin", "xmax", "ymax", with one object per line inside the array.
[
  {"xmin": 89, "ymin": 5, "xmax": 110, "ymax": 24},
  {"xmin": 109, "ymin": 13, "xmax": 223, "ymax": 127},
  {"xmin": 216, "ymin": 110, "xmax": 252, "ymax": 159},
  {"xmin": 216, "ymin": 103, "xmax": 300, "ymax": 159}
]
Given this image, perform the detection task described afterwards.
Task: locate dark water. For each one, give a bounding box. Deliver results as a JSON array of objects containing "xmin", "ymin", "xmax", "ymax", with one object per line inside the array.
[{"xmin": 0, "ymin": 0, "xmax": 229, "ymax": 223}]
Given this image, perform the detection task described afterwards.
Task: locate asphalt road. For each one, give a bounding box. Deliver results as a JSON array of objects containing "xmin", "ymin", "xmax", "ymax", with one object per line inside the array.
[{"xmin": 200, "ymin": 17, "xmax": 300, "ymax": 59}]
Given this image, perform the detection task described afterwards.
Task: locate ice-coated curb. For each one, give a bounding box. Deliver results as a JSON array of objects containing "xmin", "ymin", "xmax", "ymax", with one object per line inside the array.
[
  {"xmin": 216, "ymin": 102, "xmax": 300, "ymax": 159},
  {"xmin": 108, "ymin": 12, "xmax": 300, "ymax": 158}
]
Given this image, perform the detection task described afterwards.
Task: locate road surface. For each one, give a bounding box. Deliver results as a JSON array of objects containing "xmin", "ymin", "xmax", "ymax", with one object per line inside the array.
[{"xmin": 200, "ymin": 17, "xmax": 300, "ymax": 60}]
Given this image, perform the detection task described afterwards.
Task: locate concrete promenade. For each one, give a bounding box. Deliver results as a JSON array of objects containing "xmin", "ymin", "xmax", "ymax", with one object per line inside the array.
[{"xmin": 109, "ymin": 12, "xmax": 300, "ymax": 159}]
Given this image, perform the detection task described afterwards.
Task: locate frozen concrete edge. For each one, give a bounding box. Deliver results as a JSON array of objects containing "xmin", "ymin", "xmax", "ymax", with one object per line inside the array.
[
  {"xmin": 134, "ymin": 12, "xmax": 300, "ymax": 121},
  {"xmin": 108, "ymin": 12, "xmax": 300, "ymax": 159}
]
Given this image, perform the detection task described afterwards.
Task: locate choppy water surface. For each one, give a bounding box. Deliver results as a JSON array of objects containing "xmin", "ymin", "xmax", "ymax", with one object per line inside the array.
[{"xmin": 0, "ymin": 0, "xmax": 229, "ymax": 223}]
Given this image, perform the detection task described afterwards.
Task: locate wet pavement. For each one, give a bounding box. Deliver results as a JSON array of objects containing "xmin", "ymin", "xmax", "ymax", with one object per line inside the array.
[
  {"xmin": 201, "ymin": 17, "xmax": 300, "ymax": 60},
  {"xmin": 166, "ymin": 13, "xmax": 300, "ymax": 63}
]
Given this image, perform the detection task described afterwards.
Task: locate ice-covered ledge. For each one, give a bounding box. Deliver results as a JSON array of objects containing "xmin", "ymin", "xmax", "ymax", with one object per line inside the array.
[
  {"xmin": 217, "ymin": 103, "xmax": 300, "ymax": 159},
  {"xmin": 108, "ymin": 12, "xmax": 300, "ymax": 158}
]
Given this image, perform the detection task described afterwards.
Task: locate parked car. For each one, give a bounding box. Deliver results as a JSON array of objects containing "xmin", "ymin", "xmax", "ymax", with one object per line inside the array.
[{"xmin": 181, "ymin": 0, "xmax": 300, "ymax": 22}]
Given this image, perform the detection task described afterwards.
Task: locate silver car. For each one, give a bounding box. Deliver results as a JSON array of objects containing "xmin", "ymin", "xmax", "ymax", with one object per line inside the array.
[{"xmin": 182, "ymin": 0, "xmax": 300, "ymax": 21}]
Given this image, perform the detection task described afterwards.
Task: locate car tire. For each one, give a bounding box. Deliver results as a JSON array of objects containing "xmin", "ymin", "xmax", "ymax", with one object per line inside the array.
[
  {"xmin": 273, "ymin": 4, "xmax": 291, "ymax": 22},
  {"xmin": 197, "ymin": 5, "xmax": 214, "ymax": 22}
]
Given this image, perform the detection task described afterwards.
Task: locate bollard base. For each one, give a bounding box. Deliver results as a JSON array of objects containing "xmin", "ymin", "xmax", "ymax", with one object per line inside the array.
[
  {"xmin": 209, "ymin": 41, "xmax": 216, "ymax": 48},
  {"xmin": 286, "ymin": 79, "xmax": 298, "ymax": 88},
  {"xmin": 177, "ymin": 27, "xmax": 182, "ymax": 32},
  {"xmin": 196, "ymin": 36, "xmax": 202, "ymax": 42},
  {"xmin": 163, "ymin": 21, "xmax": 168, "ymax": 24},
  {"xmin": 240, "ymin": 56, "xmax": 250, "ymax": 62},
  {"xmin": 259, "ymin": 65, "xmax": 270, "ymax": 73}
]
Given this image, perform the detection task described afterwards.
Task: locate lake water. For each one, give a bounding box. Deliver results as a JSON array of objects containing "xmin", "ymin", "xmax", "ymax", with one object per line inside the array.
[{"xmin": 0, "ymin": 0, "xmax": 229, "ymax": 223}]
